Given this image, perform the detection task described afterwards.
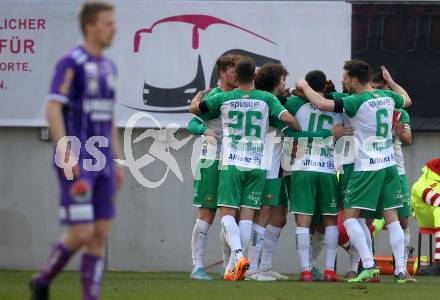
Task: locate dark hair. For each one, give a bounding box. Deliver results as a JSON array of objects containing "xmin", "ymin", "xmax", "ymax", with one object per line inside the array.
[
  {"xmin": 215, "ymin": 53, "xmax": 240, "ymax": 76},
  {"xmin": 371, "ymin": 71, "xmax": 385, "ymax": 84},
  {"xmin": 235, "ymin": 56, "xmax": 256, "ymax": 84},
  {"xmin": 343, "ymin": 59, "xmax": 372, "ymax": 84},
  {"xmin": 79, "ymin": 1, "xmax": 114, "ymax": 36},
  {"xmin": 254, "ymin": 63, "xmax": 288, "ymax": 92},
  {"xmin": 305, "ymin": 70, "xmax": 326, "ymax": 93}
]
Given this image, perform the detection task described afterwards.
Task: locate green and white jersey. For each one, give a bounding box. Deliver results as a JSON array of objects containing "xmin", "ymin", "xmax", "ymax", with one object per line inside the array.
[
  {"xmin": 205, "ymin": 89, "xmax": 287, "ymax": 169},
  {"xmin": 283, "ymin": 96, "xmax": 342, "ymax": 174},
  {"xmin": 266, "ymin": 117, "xmax": 287, "ymax": 179},
  {"xmin": 393, "ymin": 108, "xmax": 411, "ymax": 175},
  {"xmin": 194, "ymin": 87, "xmax": 223, "ymax": 160},
  {"xmin": 341, "ymin": 89, "xmax": 404, "ymax": 171},
  {"xmin": 331, "ymin": 92, "xmax": 355, "ymax": 167}
]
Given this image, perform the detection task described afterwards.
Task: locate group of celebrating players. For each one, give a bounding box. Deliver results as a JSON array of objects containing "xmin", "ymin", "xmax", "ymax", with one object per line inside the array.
[
  {"xmin": 188, "ymin": 53, "xmax": 415, "ymax": 283},
  {"xmin": 28, "ymin": 1, "xmax": 418, "ymax": 299}
]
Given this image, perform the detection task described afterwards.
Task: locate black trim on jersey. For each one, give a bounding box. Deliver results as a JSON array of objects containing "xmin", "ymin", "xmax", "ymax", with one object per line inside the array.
[
  {"xmin": 324, "ymin": 93, "xmax": 335, "ymax": 100},
  {"xmin": 277, "ymin": 96, "xmax": 288, "ymax": 106},
  {"xmin": 199, "ymin": 101, "xmax": 209, "ymax": 113},
  {"xmin": 334, "ymin": 99, "xmax": 343, "ymax": 113}
]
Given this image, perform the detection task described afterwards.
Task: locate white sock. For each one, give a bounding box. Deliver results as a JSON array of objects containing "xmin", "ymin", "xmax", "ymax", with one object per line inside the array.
[
  {"xmin": 387, "ymin": 220, "xmax": 405, "ymax": 275},
  {"xmin": 324, "ymin": 225, "xmax": 338, "ymax": 271},
  {"xmin": 403, "ymin": 228, "xmax": 410, "ymax": 269},
  {"xmin": 358, "ymin": 218, "xmax": 373, "ymax": 254},
  {"xmin": 310, "ymin": 231, "xmax": 325, "ymax": 268},
  {"xmin": 260, "ymin": 225, "xmax": 282, "ymax": 271},
  {"xmin": 239, "ymin": 220, "xmax": 253, "ymax": 253},
  {"xmin": 221, "ymin": 215, "xmax": 243, "ymax": 272},
  {"xmin": 349, "ymin": 245, "xmax": 361, "ymax": 273},
  {"xmin": 248, "ymin": 224, "xmax": 266, "ymax": 274},
  {"xmin": 343, "ymin": 218, "xmax": 374, "ymax": 269},
  {"xmin": 191, "ymin": 219, "xmax": 210, "ymax": 271},
  {"xmin": 296, "ymin": 226, "xmax": 311, "ymax": 272},
  {"xmin": 220, "ymin": 227, "xmax": 231, "ymax": 270},
  {"xmin": 226, "ymin": 253, "xmax": 236, "ymax": 273}
]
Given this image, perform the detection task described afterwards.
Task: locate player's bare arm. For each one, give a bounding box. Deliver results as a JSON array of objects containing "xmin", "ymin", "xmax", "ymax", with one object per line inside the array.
[
  {"xmin": 331, "ymin": 124, "xmax": 354, "ymax": 139},
  {"xmin": 394, "ymin": 122, "xmax": 412, "ymax": 145},
  {"xmin": 279, "ymin": 111, "xmax": 301, "ymax": 131},
  {"xmin": 46, "ymin": 100, "xmax": 80, "ymax": 178},
  {"xmin": 203, "ymin": 128, "xmax": 221, "ymax": 142},
  {"xmin": 189, "ymin": 89, "xmax": 211, "ymax": 114},
  {"xmin": 381, "ymin": 65, "xmax": 412, "ymax": 108},
  {"xmin": 295, "ymin": 80, "xmax": 335, "ymax": 112},
  {"xmin": 46, "ymin": 100, "xmax": 66, "ymax": 146}
]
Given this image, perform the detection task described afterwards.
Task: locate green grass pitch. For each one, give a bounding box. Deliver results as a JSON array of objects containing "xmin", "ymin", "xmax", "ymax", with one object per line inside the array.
[{"xmin": 0, "ymin": 270, "xmax": 438, "ymax": 300}]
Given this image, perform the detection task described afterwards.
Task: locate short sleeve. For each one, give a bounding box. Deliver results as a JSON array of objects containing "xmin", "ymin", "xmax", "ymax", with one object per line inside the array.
[
  {"xmin": 342, "ymin": 95, "xmax": 362, "ymax": 118},
  {"xmin": 187, "ymin": 117, "xmax": 208, "ymax": 135},
  {"xmin": 383, "ymin": 90, "xmax": 404, "ymax": 109},
  {"xmin": 285, "ymin": 96, "xmax": 305, "ymax": 116},
  {"xmin": 267, "ymin": 95, "xmax": 287, "ymax": 119},
  {"xmin": 48, "ymin": 57, "xmax": 77, "ymax": 104},
  {"xmin": 329, "ymin": 92, "xmax": 349, "ymax": 101},
  {"xmin": 398, "ymin": 109, "xmax": 411, "ymax": 124}
]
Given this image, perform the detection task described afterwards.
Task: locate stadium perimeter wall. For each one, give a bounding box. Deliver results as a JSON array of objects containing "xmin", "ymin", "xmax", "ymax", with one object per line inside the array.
[{"xmin": 0, "ymin": 127, "xmax": 438, "ymax": 273}]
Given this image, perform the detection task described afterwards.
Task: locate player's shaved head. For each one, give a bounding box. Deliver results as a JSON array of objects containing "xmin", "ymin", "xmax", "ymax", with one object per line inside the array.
[
  {"xmin": 305, "ymin": 70, "xmax": 326, "ymax": 93},
  {"xmin": 79, "ymin": 1, "xmax": 114, "ymax": 36},
  {"xmin": 235, "ymin": 56, "xmax": 256, "ymax": 84},
  {"xmin": 343, "ymin": 59, "xmax": 371, "ymax": 84},
  {"xmin": 255, "ymin": 63, "xmax": 288, "ymax": 92}
]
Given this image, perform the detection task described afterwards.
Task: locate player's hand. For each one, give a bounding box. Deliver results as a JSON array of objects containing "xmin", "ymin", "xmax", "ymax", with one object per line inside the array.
[
  {"xmin": 61, "ymin": 164, "xmax": 80, "ymax": 180},
  {"xmin": 203, "ymin": 128, "xmax": 221, "ymax": 142},
  {"xmin": 115, "ymin": 163, "xmax": 124, "ymax": 191},
  {"xmin": 325, "ymin": 80, "xmax": 337, "ymax": 93},
  {"xmin": 198, "ymin": 88, "xmax": 211, "ymax": 98},
  {"xmin": 393, "ymin": 121, "xmax": 405, "ymax": 137},
  {"xmin": 331, "ymin": 124, "xmax": 354, "ymax": 139},
  {"xmin": 381, "ymin": 65, "xmax": 394, "ymax": 83},
  {"xmin": 60, "ymin": 148, "xmax": 80, "ymax": 180},
  {"xmin": 190, "ymin": 89, "xmax": 211, "ymax": 105},
  {"xmin": 290, "ymin": 87, "xmax": 306, "ymax": 100},
  {"xmin": 282, "ymin": 87, "xmax": 292, "ymax": 97},
  {"xmin": 295, "ymin": 79, "xmax": 308, "ymax": 91}
]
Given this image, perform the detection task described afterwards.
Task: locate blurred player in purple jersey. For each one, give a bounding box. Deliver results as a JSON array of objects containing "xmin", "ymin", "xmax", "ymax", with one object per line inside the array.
[{"xmin": 30, "ymin": 2, "xmax": 123, "ymax": 300}]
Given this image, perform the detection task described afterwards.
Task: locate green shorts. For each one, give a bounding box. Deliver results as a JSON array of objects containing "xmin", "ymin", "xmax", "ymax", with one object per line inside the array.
[
  {"xmin": 338, "ymin": 163, "xmax": 354, "ymax": 202},
  {"xmin": 193, "ymin": 159, "xmax": 220, "ymax": 209},
  {"xmin": 262, "ymin": 178, "xmax": 284, "ymax": 206},
  {"xmin": 290, "ymin": 171, "xmax": 339, "ymax": 215},
  {"xmin": 397, "ymin": 174, "xmax": 411, "ymax": 217},
  {"xmin": 217, "ymin": 165, "xmax": 266, "ymax": 209},
  {"xmin": 344, "ymin": 165, "xmax": 402, "ymax": 212},
  {"xmin": 311, "ymin": 210, "xmax": 322, "ymax": 225},
  {"xmin": 279, "ymin": 176, "xmax": 291, "ymax": 209}
]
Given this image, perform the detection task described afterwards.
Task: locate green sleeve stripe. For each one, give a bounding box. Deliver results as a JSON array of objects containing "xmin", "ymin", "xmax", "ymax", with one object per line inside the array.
[
  {"xmin": 342, "ymin": 95, "xmax": 363, "ymax": 118},
  {"xmin": 285, "ymin": 96, "xmax": 305, "ymax": 116}
]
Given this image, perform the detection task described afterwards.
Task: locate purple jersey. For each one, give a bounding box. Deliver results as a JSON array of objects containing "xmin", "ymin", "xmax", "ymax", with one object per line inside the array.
[
  {"xmin": 48, "ymin": 46, "xmax": 117, "ymax": 163},
  {"xmin": 48, "ymin": 46, "xmax": 117, "ymax": 224}
]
